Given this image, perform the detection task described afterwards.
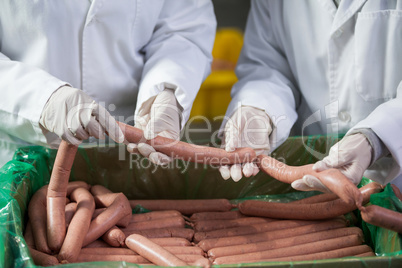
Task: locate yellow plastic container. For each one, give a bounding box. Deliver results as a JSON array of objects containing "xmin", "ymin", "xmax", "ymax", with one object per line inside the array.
[{"xmin": 190, "ymin": 28, "xmax": 243, "ymax": 120}]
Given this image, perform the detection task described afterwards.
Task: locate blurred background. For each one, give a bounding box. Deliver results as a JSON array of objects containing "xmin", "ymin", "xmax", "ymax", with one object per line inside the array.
[{"xmin": 186, "ymin": 0, "xmax": 251, "ymax": 143}]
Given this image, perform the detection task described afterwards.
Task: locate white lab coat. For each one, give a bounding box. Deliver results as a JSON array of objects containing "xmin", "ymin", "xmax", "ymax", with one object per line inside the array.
[
  {"xmin": 0, "ymin": 0, "xmax": 216, "ymax": 166},
  {"xmin": 224, "ymin": 0, "xmax": 402, "ymax": 187}
]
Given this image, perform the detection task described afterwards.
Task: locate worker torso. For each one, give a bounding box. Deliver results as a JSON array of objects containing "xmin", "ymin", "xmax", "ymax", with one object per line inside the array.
[
  {"xmin": 267, "ymin": 0, "xmax": 402, "ymax": 136},
  {"xmin": 0, "ymin": 0, "xmax": 164, "ymax": 119}
]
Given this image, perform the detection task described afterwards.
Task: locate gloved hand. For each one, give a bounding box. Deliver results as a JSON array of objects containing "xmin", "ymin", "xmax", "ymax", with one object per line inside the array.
[
  {"xmin": 219, "ymin": 106, "xmax": 272, "ymax": 182},
  {"xmin": 39, "ymin": 86, "xmax": 124, "ymax": 147},
  {"xmin": 291, "ymin": 133, "xmax": 372, "ymax": 192},
  {"xmin": 127, "ymin": 88, "xmax": 181, "ymax": 165}
]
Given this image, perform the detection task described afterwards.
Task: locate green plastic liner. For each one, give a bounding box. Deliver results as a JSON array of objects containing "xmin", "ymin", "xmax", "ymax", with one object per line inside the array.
[{"xmin": 1, "ymin": 135, "xmax": 401, "ymax": 267}]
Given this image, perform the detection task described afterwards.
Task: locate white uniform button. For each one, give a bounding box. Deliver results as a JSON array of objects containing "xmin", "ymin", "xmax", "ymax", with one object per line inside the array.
[
  {"xmin": 338, "ymin": 111, "xmax": 351, "ymax": 122},
  {"xmin": 333, "ymin": 29, "xmax": 343, "ymax": 38}
]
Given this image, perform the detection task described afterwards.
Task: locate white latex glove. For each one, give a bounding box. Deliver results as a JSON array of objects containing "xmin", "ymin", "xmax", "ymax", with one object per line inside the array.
[
  {"xmin": 219, "ymin": 106, "xmax": 272, "ymax": 182},
  {"xmin": 291, "ymin": 133, "xmax": 372, "ymax": 192},
  {"xmin": 127, "ymin": 88, "xmax": 181, "ymax": 165},
  {"xmin": 39, "ymin": 86, "xmax": 124, "ymax": 147}
]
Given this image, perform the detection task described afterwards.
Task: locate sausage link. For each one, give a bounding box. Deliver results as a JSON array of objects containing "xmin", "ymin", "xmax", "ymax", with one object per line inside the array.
[
  {"xmin": 197, "ymin": 219, "xmax": 347, "ymax": 251},
  {"xmin": 212, "ymin": 234, "xmax": 363, "ymax": 264},
  {"xmin": 102, "ymin": 226, "xmax": 126, "ymax": 247},
  {"xmin": 83, "ymin": 193, "xmax": 132, "ymax": 246},
  {"xmin": 194, "ymin": 219, "xmax": 330, "ymax": 243},
  {"xmin": 46, "ymin": 141, "xmax": 77, "ymax": 252},
  {"xmin": 361, "ymin": 205, "xmax": 402, "ymax": 233},
  {"xmin": 238, "ymin": 182, "xmax": 383, "ymax": 220},
  {"xmin": 129, "ymin": 199, "xmax": 233, "ymax": 215},
  {"xmin": 190, "ymin": 210, "xmax": 246, "ymax": 221},
  {"xmin": 122, "ymin": 227, "xmax": 194, "ymax": 241},
  {"xmin": 118, "ymin": 121, "xmax": 256, "ymax": 165},
  {"xmin": 208, "ymin": 226, "xmax": 364, "ymax": 258},
  {"xmin": 126, "ymin": 234, "xmax": 188, "ymax": 266},
  {"xmin": 257, "ymin": 155, "xmax": 363, "ymax": 207},
  {"xmin": 58, "ymin": 187, "xmax": 95, "ymax": 263}
]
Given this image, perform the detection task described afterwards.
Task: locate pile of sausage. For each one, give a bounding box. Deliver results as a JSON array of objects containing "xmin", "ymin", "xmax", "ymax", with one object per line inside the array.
[{"xmin": 24, "ymin": 180, "xmax": 402, "ymax": 267}]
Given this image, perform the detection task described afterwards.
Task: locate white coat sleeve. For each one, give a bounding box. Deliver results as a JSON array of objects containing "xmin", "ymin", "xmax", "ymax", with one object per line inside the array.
[
  {"xmin": 135, "ymin": 0, "xmax": 216, "ymax": 129},
  {"xmin": 348, "ymin": 83, "xmax": 402, "ymax": 184},
  {"xmin": 222, "ymin": 0, "xmax": 299, "ymax": 150},
  {"xmin": 0, "ymin": 52, "xmax": 68, "ymax": 145}
]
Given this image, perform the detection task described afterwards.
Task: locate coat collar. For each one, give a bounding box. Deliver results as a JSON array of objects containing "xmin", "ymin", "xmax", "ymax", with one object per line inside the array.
[{"xmin": 318, "ymin": 0, "xmax": 367, "ymax": 34}]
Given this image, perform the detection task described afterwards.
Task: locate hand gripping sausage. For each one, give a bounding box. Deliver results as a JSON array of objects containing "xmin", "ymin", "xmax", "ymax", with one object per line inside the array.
[
  {"xmin": 118, "ymin": 121, "xmax": 256, "ymax": 165},
  {"xmin": 257, "ymin": 155, "xmax": 363, "ymax": 207},
  {"xmin": 46, "ymin": 140, "xmax": 78, "ymax": 252}
]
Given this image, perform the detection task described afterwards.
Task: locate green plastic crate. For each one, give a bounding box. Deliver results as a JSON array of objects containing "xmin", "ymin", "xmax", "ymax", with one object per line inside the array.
[{"xmin": 1, "ymin": 135, "xmax": 401, "ymax": 267}]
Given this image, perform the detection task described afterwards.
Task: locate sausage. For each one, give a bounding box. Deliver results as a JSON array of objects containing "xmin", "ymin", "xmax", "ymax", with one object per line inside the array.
[
  {"xmin": 80, "ymin": 247, "xmax": 140, "ymax": 255},
  {"xmin": 75, "ymin": 254, "xmax": 150, "ymax": 264},
  {"xmin": 129, "ymin": 199, "xmax": 233, "ymax": 215},
  {"xmin": 83, "ymin": 192, "xmax": 132, "ymax": 246},
  {"xmin": 391, "ymin": 184, "xmax": 402, "ymax": 201},
  {"xmin": 243, "ymin": 245, "xmax": 374, "ymax": 263},
  {"xmin": 125, "ymin": 234, "xmax": 189, "ymax": 266},
  {"xmin": 28, "ymin": 186, "xmax": 51, "ymax": 253},
  {"xmin": 238, "ymin": 182, "xmax": 383, "ymax": 220},
  {"xmin": 28, "ymin": 182, "xmax": 88, "ymax": 252},
  {"xmin": 190, "ymin": 210, "xmax": 246, "ymax": 221},
  {"xmin": 130, "ymin": 210, "xmax": 182, "ymax": 223},
  {"xmin": 83, "ymin": 239, "xmax": 110, "ymax": 248},
  {"xmin": 24, "ymin": 221, "xmax": 35, "ymax": 248},
  {"xmin": 290, "ymin": 192, "xmax": 338, "ymax": 204},
  {"xmin": 118, "ymin": 121, "xmax": 256, "ymax": 165},
  {"xmin": 208, "ymin": 226, "xmax": 364, "ymax": 258},
  {"xmin": 102, "ymin": 226, "xmax": 126, "ymax": 247},
  {"xmin": 361, "ymin": 205, "xmax": 402, "ymax": 233},
  {"xmin": 91, "ymin": 185, "xmax": 131, "ymax": 227},
  {"xmin": 46, "ymin": 141, "xmax": 78, "ymax": 252},
  {"xmin": 212, "ymin": 234, "xmax": 363, "ymax": 264},
  {"xmin": 149, "ymin": 238, "xmax": 192, "ymax": 247},
  {"xmin": 194, "ymin": 219, "xmax": 328, "ymax": 243},
  {"xmin": 197, "ymin": 219, "xmax": 347, "ymax": 251},
  {"xmin": 124, "ymin": 216, "xmax": 186, "ymax": 231},
  {"xmin": 192, "ymin": 217, "xmax": 275, "ymax": 232},
  {"xmin": 29, "ymin": 248, "xmax": 59, "ymax": 266},
  {"xmin": 58, "ymin": 187, "xmax": 95, "ymax": 263},
  {"xmin": 90, "ymin": 184, "xmax": 114, "ymax": 196},
  {"xmin": 257, "ymin": 155, "xmax": 363, "ymax": 207},
  {"xmin": 122, "ymin": 227, "xmax": 194, "ymax": 241},
  {"xmin": 65, "ymin": 202, "xmax": 77, "ymax": 227},
  {"xmin": 66, "ymin": 181, "xmax": 90, "ymax": 195},
  {"xmin": 92, "ymin": 208, "xmax": 129, "ymax": 227},
  {"xmin": 80, "ymin": 246, "xmax": 204, "ymax": 256},
  {"xmin": 355, "ymin": 251, "xmax": 376, "ymax": 257}
]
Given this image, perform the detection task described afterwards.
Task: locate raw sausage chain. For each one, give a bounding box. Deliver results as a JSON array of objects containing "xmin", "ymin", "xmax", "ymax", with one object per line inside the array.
[{"xmin": 25, "ymin": 182, "xmax": 383, "ymax": 267}]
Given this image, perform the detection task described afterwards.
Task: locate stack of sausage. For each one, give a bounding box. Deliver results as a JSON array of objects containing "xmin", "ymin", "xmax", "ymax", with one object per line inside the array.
[{"xmin": 25, "ymin": 181, "xmax": 395, "ymax": 267}]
